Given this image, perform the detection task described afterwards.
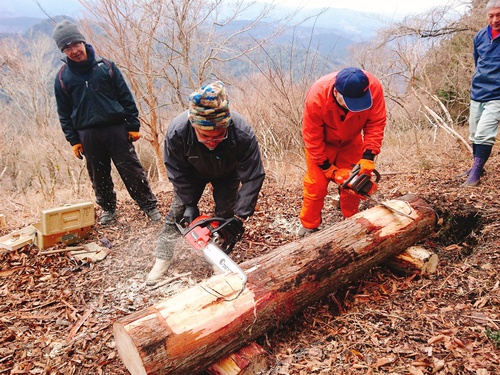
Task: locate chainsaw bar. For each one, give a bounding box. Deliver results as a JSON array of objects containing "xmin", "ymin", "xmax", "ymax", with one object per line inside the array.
[
  {"xmin": 177, "ymin": 217, "xmax": 247, "ymax": 297},
  {"xmin": 200, "ymin": 242, "xmax": 247, "ymax": 286}
]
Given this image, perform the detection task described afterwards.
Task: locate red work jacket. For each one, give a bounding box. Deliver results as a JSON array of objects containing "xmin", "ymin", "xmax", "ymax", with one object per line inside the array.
[{"xmin": 302, "ymin": 71, "xmax": 386, "ymax": 166}]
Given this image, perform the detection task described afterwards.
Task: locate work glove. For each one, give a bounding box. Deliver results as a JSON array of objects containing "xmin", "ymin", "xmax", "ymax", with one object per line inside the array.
[
  {"xmin": 333, "ymin": 168, "xmax": 352, "ymax": 185},
  {"xmin": 128, "ymin": 131, "xmax": 141, "ymax": 142},
  {"xmin": 182, "ymin": 205, "xmax": 200, "ymax": 225},
  {"xmin": 356, "ymin": 158, "xmax": 375, "ymax": 175},
  {"xmin": 72, "ymin": 144, "xmax": 83, "ymax": 159},
  {"xmin": 322, "ymin": 164, "xmax": 338, "ymax": 181}
]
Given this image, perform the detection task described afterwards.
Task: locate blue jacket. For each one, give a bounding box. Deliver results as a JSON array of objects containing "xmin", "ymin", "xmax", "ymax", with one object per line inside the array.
[{"xmin": 471, "ymin": 26, "xmax": 500, "ymax": 102}]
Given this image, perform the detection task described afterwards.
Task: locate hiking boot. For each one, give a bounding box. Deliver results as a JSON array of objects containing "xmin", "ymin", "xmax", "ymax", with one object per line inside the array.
[
  {"xmin": 145, "ymin": 258, "xmax": 171, "ymax": 285},
  {"xmin": 99, "ymin": 210, "xmax": 116, "ymax": 225},
  {"xmin": 145, "ymin": 207, "xmax": 162, "ymax": 222},
  {"xmin": 297, "ymin": 225, "xmax": 319, "ymax": 237}
]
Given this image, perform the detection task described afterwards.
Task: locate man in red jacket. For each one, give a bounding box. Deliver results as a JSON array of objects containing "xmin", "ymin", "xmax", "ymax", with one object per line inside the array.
[{"xmin": 298, "ymin": 67, "xmax": 386, "ymax": 236}]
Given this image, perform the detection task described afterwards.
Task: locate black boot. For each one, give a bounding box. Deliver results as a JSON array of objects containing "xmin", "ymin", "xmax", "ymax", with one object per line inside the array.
[{"xmin": 463, "ymin": 144, "xmax": 492, "ymax": 187}]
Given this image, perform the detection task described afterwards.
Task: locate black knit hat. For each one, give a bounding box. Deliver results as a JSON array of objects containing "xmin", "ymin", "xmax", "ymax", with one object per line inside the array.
[{"xmin": 52, "ymin": 20, "xmax": 86, "ymax": 52}]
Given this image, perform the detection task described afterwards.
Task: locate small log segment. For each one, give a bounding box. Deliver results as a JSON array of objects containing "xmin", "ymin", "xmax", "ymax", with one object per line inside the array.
[
  {"xmin": 206, "ymin": 342, "xmax": 267, "ymax": 375},
  {"xmin": 113, "ymin": 194, "xmax": 436, "ymax": 375},
  {"xmin": 386, "ymin": 245, "xmax": 439, "ymax": 276}
]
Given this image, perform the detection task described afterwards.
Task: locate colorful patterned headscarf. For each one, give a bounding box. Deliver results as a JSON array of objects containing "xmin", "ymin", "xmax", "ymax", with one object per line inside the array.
[{"xmin": 188, "ymin": 81, "xmax": 232, "ymax": 130}]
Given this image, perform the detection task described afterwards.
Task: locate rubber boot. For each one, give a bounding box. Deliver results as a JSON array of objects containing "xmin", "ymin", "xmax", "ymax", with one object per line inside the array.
[
  {"xmin": 145, "ymin": 258, "xmax": 171, "ymax": 285},
  {"xmin": 145, "ymin": 222, "xmax": 178, "ymax": 284},
  {"xmin": 455, "ymin": 144, "xmax": 486, "ymax": 178},
  {"xmin": 463, "ymin": 144, "xmax": 492, "ymax": 187},
  {"xmin": 297, "ymin": 225, "xmax": 319, "ymax": 237}
]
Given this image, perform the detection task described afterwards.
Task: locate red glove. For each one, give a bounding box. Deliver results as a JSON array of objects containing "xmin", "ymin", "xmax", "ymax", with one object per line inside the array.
[
  {"xmin": 322, "ymin": 164, "xmax": 338, "ymax": 181},
  {"xmin": 72, "ymin": 144, "xmax": 83, "ymax": 159},
  {"xmin": 128, "ymin": 131, "xmax": 141, "ymax": 142},
  {"xmin": 357, "ymin": 159, "xmax": 374, "ymax": 175},
  {"xmin": 333, "ymin": 168, "xmax": 352, "ymax": 185}
]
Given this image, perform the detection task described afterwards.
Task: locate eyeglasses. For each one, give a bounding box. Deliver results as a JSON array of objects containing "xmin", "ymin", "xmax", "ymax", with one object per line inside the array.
[
  {"xmin": 63, "ymin": 42, "xmax": 84, "ymax": 53},
  {"xmin": 195, "ymin": 128, "xmax": 228, "ymax": 144}
]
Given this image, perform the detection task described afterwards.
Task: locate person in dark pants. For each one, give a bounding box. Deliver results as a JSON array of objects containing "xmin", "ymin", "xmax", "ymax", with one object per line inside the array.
[
  {"xmin": 52, "ymin": 20, "xmax": 161, "ymax": 225},
  {"xmin": 146, "ymin": 81, "xmax": 265, "ymax": 284}
]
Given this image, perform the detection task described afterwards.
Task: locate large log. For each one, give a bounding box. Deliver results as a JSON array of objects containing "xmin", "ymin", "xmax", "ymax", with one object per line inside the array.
[{"xmin": 113, "ymin": 194, "xmax": 436, "ymax": 375}]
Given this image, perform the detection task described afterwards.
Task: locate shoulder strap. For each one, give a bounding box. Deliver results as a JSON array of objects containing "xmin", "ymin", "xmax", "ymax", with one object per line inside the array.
[
  {"xmin": 98, "ymin": 58, "xmax": 114, "ymax": 79},
  {"xmin": 58, "ymin": 65, "xmax": 69, "ymax": 96}
]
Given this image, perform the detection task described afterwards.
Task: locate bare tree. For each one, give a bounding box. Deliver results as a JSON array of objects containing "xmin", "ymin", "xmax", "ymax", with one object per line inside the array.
[
  {"xmin": 0, "ymin": 35, "xmax": 58, "ymax": 130},
  {"xmin": 77, "ymin": 0, "xmax": 292, "ymax": 183},
  {"xmin": 348, "ymin": 1, "xmax": 480, "ymax": 145},
  {"xmin": 0, "ymin": 34, "xmax": 91, "ymax": 202},
  {"xmin": 232, "ymin": 13, "xmax": 338, "ymax": 184}
]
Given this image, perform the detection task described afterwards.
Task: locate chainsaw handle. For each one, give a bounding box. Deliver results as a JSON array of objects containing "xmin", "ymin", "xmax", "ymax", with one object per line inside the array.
[
  {"xmin": 341, "ymin": 164, "xmax": 361, "ymax": 189},
  {"xmin": 341, "ymin": 164, "xmax": 381, "ymax": 188}
]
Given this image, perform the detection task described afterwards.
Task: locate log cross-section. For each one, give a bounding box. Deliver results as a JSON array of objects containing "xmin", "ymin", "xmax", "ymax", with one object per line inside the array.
[{"xmin": 113, "ymin": 194, "xmax": 436, "ymax": 375}]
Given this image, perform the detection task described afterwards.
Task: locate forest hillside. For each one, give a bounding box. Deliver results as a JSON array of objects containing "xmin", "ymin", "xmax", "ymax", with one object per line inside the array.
[{"xmin": 0, "ymin": 0, "xmax": 498, "ymax": 374}]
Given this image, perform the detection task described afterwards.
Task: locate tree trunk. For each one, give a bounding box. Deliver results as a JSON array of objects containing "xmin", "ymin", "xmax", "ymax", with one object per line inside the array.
[{"xmin": 113, "ymin": 194, "xmax": 436, "ymax": 375}]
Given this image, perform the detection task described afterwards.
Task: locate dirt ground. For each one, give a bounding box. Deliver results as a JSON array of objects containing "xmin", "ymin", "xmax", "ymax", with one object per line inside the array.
[{"xmin": 1, "ymin": 151, "xmax": 499, "ymax": 375}]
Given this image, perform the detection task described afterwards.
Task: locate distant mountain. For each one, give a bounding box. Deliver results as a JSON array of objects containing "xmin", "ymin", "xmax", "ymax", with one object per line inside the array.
[
  {"xmin": 0, "ymin": 1, "xmax": 386, "ymax": 41},
  {"xmin": 0, "ymin": 2, "xmax": 388, "ymax": 75},
  {"xmin": 0, "ymin": 0, "xmax": 81, "ymax": 18},
  {"xmin": 0, "ymin": 17, "xmax": 42, "ymax": 34}
]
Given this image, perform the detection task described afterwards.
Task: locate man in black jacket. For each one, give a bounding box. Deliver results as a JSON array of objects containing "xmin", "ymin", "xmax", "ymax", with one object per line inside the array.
[
  {"xmin": 52, "ymin": 20, "xmax": 160, "ymax": 225},
  {"xmin": 146, "ymin": 81, "xmax": 265, "ymax": 284}
]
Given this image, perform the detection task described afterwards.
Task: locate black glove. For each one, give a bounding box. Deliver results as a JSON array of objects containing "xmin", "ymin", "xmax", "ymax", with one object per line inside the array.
[
  {"xmin": 182, "ymin": 206, "xmax": 199, "ymax": 225},
  {"xmin": 219, "ymin": 216, "xmax": 245, "ymax": 254}
]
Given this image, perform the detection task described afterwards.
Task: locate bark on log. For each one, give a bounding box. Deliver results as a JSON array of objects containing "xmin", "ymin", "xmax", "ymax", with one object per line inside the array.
[
  {"xmin": 113, "ymin": 194, "xmax": 436, "ymax": 375},
  {"xmin": 386, "ymin": 246, "xmax": 439, "ymax": 276}
]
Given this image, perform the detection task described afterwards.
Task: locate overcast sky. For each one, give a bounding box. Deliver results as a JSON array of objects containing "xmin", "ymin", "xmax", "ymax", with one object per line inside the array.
[
  {"xmin": 4, "ymin": 0, "xmax": 468, "ymax": 19},
  {"xmin": 269, "ymin": 0, "xmax": 465, "ymax": 16}
]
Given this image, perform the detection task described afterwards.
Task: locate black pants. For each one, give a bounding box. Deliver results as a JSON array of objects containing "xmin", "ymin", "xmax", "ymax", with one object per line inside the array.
[
  {"xmin": 157, "ymin": 173, "xmax": 239, "ymax": 259},
  {"xmin": 166, "ymin": 171, "xmax": 240, "ymax": 222},
  {"xmin": 78, "ymin": 124, "xmax": 157, "ymax": 212}
]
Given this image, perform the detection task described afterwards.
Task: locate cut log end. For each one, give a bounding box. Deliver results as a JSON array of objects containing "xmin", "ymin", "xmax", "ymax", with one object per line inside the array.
[
  {"xmin": 387, "ymin": 246, "xmax": 439, "ymax": 276},
  {"xmin": 113, "ymin": 322, "xmax": 147, "ymax": 375},
  {"xmin": 207, "ymin": 342, "xmax": 267, "ymax": 375}
]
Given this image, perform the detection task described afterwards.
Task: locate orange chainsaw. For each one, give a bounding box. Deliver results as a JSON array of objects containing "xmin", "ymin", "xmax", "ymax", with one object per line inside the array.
[
  {"xmin": 177, "ymin": 216, "xmax": 247, "ymax": 287},
  {"xmin": 342, "ymin": 164, "xmax": 414, "ymax": 220}
]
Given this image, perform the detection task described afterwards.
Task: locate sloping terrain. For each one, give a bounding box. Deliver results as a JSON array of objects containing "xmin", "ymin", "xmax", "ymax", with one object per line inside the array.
[{"xmin": 1, "ymin": 152, "xmax": 499, "ymax": 374}]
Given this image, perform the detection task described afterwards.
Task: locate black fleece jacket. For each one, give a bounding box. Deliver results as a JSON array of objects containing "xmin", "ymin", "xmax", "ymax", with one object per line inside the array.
[
  {"xmin": 164, "ymin": 110, "xmax": 265, "ymax": 218},
  {"xmin": 54, "ymin": 44, "xmax": 140, "ymax": 146}
]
